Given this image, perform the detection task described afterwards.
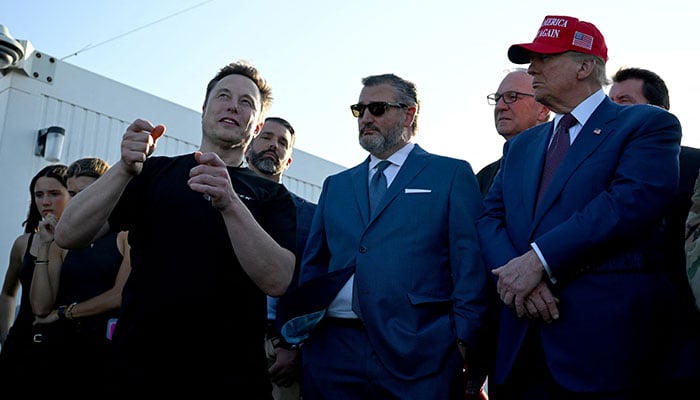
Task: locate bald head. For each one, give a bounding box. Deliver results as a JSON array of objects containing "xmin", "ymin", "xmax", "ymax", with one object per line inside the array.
[{"xmin": 492, "ymin": 69, "xmax": 551, "ymax": 140}]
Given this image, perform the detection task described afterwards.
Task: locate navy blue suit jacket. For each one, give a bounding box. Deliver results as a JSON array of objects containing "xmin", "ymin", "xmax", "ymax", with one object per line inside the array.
[
  {"xmin": 478, "ymin": 98, "xmax": 683, "ymax": 392},
  {"xmin": 297, "ymin": 144, "xmax": 489, "ymax": 380}
]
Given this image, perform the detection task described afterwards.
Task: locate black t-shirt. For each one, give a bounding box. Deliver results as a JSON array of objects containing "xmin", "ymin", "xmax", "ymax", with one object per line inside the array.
[{"xmin": 108, "ymin": 153, "xmax": 296, "ymax": 391}]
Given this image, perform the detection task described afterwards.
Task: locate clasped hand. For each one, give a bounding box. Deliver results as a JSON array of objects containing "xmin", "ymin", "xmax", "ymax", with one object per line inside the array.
[{"xmin": 492, "ymin": 250, "xmax": 560, "ymax": 322}]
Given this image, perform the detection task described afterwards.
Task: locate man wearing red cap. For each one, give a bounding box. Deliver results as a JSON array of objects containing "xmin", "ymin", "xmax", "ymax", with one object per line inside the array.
[{"xmin": 477, "ymin": 15, "xmax": 699, "ymax": 399}]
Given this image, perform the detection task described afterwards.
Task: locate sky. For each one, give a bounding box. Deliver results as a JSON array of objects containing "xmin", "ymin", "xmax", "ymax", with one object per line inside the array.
[{"xmin": 3, "ymin": 0, "xmax": 698, "ymax": 171}]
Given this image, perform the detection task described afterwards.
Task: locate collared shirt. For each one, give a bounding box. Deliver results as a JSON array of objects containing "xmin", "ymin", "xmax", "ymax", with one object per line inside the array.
[{"xmin": 367, "ymin": 142, "xmax": 414, "ymax": 187}]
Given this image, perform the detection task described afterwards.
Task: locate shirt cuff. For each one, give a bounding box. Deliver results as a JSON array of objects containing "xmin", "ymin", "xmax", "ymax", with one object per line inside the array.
[{"xmin": 531, "ymin": 242, "xmax": 557, "ymax": 284}]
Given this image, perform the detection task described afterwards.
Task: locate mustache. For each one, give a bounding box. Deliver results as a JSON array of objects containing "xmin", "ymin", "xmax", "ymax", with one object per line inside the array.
[
  {"xmin": 259, "ymin": 150, "xmax": 279, "ymax": 161},
  {"xmin": 360, "ymin": 123, "xmax": 379, "ymax": 134}
]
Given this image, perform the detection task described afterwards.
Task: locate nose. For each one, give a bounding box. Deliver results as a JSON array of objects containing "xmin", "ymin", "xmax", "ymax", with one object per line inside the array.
[
  {"xmin": 495, "ymin": 97, "xmax": 509, "ymax": 111},
  {"xmin": 358, "ymin": 108, "xmax": 373, "ymax": 122}
]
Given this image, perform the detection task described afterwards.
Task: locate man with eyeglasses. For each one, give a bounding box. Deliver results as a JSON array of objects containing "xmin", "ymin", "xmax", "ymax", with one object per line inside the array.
[
  {"xmin": 280, "ymin": 73, "xmax": 490, "ymax": 399},
  {"xmin": 477, "ymin": 69, "xmax": 551, "ymax": 197},
  {"xmin": 477, "ymin": 15, "xmax": 699, "ymax": 399}
]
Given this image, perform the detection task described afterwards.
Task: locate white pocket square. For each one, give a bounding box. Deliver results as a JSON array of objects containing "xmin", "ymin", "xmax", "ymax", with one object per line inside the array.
[{"xmin": 404, "ymin": 188, "xmax": 431, "ymax": 194}]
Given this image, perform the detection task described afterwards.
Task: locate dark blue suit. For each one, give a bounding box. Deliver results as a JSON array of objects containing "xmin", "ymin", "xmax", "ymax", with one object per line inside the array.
[
  {"xmin": 478, "ymin": 98, "xmax": 689, "ymax": 393},
  {"xmin": 298, "ymin": 144, "xmax": 489, "ymax": 397},
  {"xmin": 289, "ymin": 193, "xmax": 317, "ymax": 291}
]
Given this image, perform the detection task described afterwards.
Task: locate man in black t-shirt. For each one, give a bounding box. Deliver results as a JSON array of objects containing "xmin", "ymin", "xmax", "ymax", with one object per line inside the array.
[{"xmin": 54, "ymin": 61, "xmax": 296, "ymax": 398}]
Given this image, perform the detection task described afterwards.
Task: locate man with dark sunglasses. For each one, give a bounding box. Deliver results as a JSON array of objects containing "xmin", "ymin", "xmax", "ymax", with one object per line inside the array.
[
  {"xmin": 281, "ymin": 73, "xmax": 490, "ymax": 399},
  {"xmin": 477, "ymin": 69, "xmax": 550, "ymax": 197}
]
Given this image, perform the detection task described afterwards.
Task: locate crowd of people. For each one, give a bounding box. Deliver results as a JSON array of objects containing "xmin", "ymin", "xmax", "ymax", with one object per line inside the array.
[{"xmin": 1, "ymin": 12, "xmax": 699, "ymax": 400}]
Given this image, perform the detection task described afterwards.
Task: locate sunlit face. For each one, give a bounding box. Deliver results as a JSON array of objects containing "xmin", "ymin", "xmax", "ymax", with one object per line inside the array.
[
  {"xmin": 357, "ymin": 84, "xmax": 410, "ymax": 158},
  {"xmin": 34, "ymin": 176, "xmax": 70, "ymax": 219},
  {"xmin": 528, "ymin": 53, "xmax": 581, "ymax": 111},
  {"xmin": 493, "ymin": 71, "xmax": 547, "ymax": 140},
  {"xmin": 201, "ymin": 74, "xmax": 262, "ymax": 149},
  {"xmin": 609, "ymin": 78, "xmax": 647, "ymax": 105},
  {"xmin": 67, "ymin": 175, "xmax": 98, "ymax": 197},
  {"xmin": 247, "ymin": 120, "xmax": 293, "ymax": 177}
]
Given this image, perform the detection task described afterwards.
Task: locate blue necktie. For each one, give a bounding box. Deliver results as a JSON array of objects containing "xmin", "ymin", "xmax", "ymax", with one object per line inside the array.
[
  {"xmin": 369, "ymin": 160, "xmax": 391, "ymax": 215},
  {"xmin": 536, "ymin": 113, "xmax": 577, "ymax": 208}
]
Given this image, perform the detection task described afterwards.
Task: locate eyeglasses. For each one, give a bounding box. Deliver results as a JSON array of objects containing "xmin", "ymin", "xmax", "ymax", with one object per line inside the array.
[
  {"xmin": 350, "ymin": 102, "xmax": 408, "ymax": 118},
  {"xmin": 486, "ymin": 91, "xmax": 535, "ymax": 105}
]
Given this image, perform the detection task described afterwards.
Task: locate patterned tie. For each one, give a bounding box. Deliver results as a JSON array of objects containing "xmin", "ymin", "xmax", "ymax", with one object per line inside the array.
[
  {"xmin": 368, "ymin": 160, "xmax": 391, "ymax": 215},
  {"xmin": 536, "ymin": 113, "xmax": 577, "ymax": 208}
]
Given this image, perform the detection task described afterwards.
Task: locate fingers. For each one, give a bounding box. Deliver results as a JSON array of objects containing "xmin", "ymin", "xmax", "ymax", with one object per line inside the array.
[
  {"xmin": 121, "ymin": 120, "xmax": 165, "ymax": 174},
  {"xmin": 522, "ymin": 284, "xmax": 560, "ymax": 322},
  {"xmin": 188, "ymin": 152, "xmax": 231, "ymax": 208},
  {"xmin": 514, "ymin": 295, "xmax": 527, "ymax": 318},
  {"xmin": 150, "ymin": 124, "xmax": 166, "ymax": 140}
]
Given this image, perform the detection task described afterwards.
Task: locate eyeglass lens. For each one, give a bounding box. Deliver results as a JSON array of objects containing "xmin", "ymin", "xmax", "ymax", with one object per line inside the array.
[
  {"xmin": 487, "ymin": 91, "xmax": 533, "ymax": 105},
  {"xmin": 350, "ymin": 102, "xmax": 405, "ymax": 118}
]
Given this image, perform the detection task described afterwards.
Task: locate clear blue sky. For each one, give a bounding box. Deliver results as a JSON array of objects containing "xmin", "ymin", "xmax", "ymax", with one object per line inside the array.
[{"xmin": 3, "ymin": 0, "xmax": 698, "ymax": 170}]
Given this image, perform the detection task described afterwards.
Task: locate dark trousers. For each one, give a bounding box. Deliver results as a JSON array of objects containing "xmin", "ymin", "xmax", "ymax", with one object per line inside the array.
[
  {"xmin": 302, "ymin": 317, "xmax": 463, "ymax": 400},
  {"xmin": 489, "ymin": 327, "xmax": 665, "ymax": 400}
]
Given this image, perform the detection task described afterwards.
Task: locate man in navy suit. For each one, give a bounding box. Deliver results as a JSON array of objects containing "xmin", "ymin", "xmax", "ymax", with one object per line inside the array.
[
  {"xmin": 246, "ymin": 116, "xmax": 317, "ymax": 400},
  {"xmin": 478, "ymin": 15, "xmax": 699, "ymax": 399},
  {"xmin": 296, "ymin": 73, "xmax": 489, "ymax": 399}
]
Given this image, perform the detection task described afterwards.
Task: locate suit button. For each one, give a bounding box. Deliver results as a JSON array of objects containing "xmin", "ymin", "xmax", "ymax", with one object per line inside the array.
[{"xmin": 359, "ymin": 246, "xmax": 367, "ymax": 253}]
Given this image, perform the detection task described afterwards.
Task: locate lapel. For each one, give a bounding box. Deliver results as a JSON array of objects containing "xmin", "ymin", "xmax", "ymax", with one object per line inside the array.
[
  {"xmin": 532, "ymin": 99, "xmax": 617, "ymax": 222},
  {"xmin": 366, "ymin": 145, "xmax": 431, "ymax": 223},
  {"xmin": 352, "ymin": 156, "xmax": 372, "ymax": 223},
  {"xmin": 523, "ymin": 125, "xmax": 552, "ymax": 216}
]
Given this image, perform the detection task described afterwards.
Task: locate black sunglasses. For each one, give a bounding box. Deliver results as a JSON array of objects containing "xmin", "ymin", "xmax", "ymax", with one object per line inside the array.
[{"xmin": 350, "ymin": 102, "xmax": 407, "ymax": 118}]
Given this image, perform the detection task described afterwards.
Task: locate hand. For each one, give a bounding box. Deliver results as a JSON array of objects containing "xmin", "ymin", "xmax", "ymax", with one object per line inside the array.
[
  {"xmin": 492, "ymin": 250, "xmax": 544, "ymax": 312},
  {"xmin": 33, "ymin": 310, "xmax": 59, "ymax": 325},
  {"xmin": 522, "ymin": 281, "xmax": 560, "ymax": 321},
  {"xmin": 268, "ymin": 347, "xmax": 300, "ymax": 387},
  {"xmin": 120, "ymin": 119, "xmax": 165, "ymax": 176},
  {"xmin": 189, "ymin": 152, "xmax": 239, "ymax": 211},
  {"xmin": 37, "ymin": 213, "xmax": 58, "ymax": 245}
]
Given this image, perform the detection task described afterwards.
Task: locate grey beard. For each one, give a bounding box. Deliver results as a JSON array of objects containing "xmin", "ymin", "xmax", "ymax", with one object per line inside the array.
[
  {"xmin": 252, "ymin": 157, "xmax": 281, "ymax": 175},
  {"xmin": 359, "ymin": 125, "xmax": 405, "ymax": 155}
]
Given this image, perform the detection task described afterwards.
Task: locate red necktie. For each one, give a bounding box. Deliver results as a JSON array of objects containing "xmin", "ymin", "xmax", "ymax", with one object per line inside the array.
[{"xmin": 536, "ymin": 113, "xmax": 577, "ymax": 208}]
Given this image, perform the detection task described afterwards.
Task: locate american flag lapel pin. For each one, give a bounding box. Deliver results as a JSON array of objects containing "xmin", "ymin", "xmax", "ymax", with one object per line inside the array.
[{"xmin": 593, "ymin": 128, "xmax": 602, "ymax": 135}]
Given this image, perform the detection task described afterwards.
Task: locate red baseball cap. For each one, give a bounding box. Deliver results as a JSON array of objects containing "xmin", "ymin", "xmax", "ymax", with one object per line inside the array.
[{"xmin": 508, "ymin": 15, "xmax": 608, "ymax": 64}]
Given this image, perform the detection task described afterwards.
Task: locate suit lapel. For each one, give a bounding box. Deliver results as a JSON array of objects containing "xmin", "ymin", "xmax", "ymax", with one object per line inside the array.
[
  {"xmin": 524, "ymin": 126, "xmax": 552, "ymax": 216},
  {"xmin": 353, "ymin": 156, "xmax": 372, "ymax": 223},
  {"xmin": 370, "ymin": 145, "xmax": 430, "ymax": 221},
  {"xmin": 533, "ymin": 99, "xmax": 617, "ymax": 219}
]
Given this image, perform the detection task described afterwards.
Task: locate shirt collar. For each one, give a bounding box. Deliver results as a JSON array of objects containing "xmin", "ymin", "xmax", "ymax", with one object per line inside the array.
[{"xmin": 369, "ymin": 142, "xmax": 414, "ymax": 169}]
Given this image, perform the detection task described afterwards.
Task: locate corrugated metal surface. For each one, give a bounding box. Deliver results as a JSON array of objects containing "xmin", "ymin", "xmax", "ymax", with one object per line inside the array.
[{"xmin": 38, "ymin": 94, "xmax": 198, "ymax": 166}]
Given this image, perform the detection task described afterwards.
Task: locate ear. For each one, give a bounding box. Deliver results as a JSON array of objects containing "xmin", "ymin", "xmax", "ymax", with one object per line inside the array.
[
  {"xmin": 253, "ymin": 119, "xmax": 264, "ymax": 137},
  {"xmin": 284, "ymin": 156, "xmax": 293, "ymax": 170},
  {"xmin": 577, "ymin": 58, "xmax": 596, "ymax": 80},
  {"xmin": 537, "ymin": 105, "xmax": 552, "ymax": 123},
  {"xmin": 403, "ymin": 106, "xmax": 418, "ymax": 128}
]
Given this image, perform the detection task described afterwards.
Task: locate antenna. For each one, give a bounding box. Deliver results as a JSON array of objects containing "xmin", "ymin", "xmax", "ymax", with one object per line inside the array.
[{"xmin": 62, "ymin": 0, "xmax": 215, "ymax": 60}]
